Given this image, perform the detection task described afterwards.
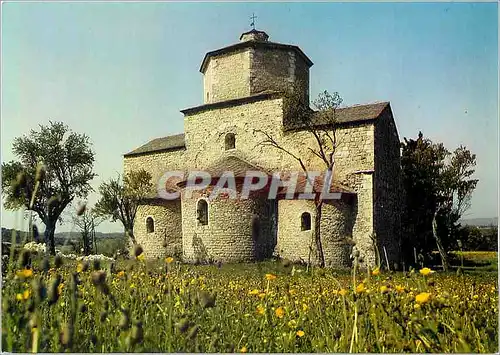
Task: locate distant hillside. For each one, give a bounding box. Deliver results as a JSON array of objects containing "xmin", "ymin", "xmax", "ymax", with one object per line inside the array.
[
  {"xmin": 1, "ymin": 227, "xmax": 29, "ymax": 244},
  {"xmin": 460, "ymin": 218, "xmax": 498, "ymax": 227},
  {"xmin": 2, "ymin": 227, "xmax": 127, "ymax": 256},
  {"xmin": 55, "ymin": 231, "xmax": 125, "ymax": 243},
  {"xmin": 2, "ymin": 228, "xmax": 125, "ymax": 245}
]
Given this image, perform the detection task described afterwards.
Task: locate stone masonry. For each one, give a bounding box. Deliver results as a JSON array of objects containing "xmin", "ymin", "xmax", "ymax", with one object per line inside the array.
[{"xmin": 123, "ymin": 29, "xmax": 402, "ymax": 268}]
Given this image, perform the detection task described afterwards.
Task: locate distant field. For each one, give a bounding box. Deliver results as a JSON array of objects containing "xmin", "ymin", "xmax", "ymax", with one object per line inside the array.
[
  {"xmin": 2, "ymin": 253, "xmax": 498, "ymax": 353},
  {"xmin": 450, "ymin": 251, "xmax": 498, "ymax": 272}
]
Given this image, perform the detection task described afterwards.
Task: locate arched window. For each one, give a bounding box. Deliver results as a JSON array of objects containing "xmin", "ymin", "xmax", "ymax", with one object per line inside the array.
[
  {"xmin": 197, "ymin": 199, "xmax": 208, "ymax": 226},
  {"xmin": 301, "ymin": 212, "xmax": 311, "ymax": 231},
  {"xmin": 146, "ymin": 217, "xmax": 154, "ymax": 233},
  {"xmin": 225, "ymin": 133, "xmax": 235, "ymax": 150}
]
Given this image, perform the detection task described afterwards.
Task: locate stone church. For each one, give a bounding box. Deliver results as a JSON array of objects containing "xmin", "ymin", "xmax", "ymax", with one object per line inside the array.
[{"xmin": 123, "ymin": 29, "xmax": 402, "ymax": 268}]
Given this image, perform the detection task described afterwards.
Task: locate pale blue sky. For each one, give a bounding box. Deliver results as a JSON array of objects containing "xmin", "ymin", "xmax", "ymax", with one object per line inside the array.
[{"xmin": 1, "ymin": 2, "xmax": 498, "ymax": 233}]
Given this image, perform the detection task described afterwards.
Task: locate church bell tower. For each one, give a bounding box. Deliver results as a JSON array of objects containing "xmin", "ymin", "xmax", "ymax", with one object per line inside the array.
[{"xmin": 200, "ymin": 28, "xmax": 313, "ymax": 105}]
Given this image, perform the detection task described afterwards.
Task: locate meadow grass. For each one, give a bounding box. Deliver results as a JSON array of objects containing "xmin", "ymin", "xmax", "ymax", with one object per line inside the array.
[{"xmin": 2, "ymin": 250, "xmax": 498, "ymax": 353}]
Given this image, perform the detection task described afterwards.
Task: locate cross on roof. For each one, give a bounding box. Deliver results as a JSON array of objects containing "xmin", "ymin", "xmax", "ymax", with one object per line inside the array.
[{"xmin": 250, "ymin": 13, "xmax": 257, "ymax": 30}]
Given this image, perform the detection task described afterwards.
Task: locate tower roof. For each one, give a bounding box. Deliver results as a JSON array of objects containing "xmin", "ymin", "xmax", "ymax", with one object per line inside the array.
[
  {"xmin": 239, "ymin": 29, "xmax": 269, "ymax": 42},
  {"xmin": 199, "ymin": 31, "xmax": 313, "ymax": 73}
]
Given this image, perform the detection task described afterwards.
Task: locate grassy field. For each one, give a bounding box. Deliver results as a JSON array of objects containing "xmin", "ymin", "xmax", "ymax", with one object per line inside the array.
[
  {"xmin": 451, "ymin": 251, "xmax": 498, "ymax": 272},
  {"xmin": 2, "ymin": 251, "xmax": 498, "ymax": 353}
]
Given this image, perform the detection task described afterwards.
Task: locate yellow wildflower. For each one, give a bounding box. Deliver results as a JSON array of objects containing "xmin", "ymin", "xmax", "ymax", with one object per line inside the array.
[
  {"xmin": 296, "ymin": 330, "xmax": 305, "ymax": 337},
  {"xmin": 136, "ymin": 253, "xmax": 145, "ymax": 261},
  {"xmin": 23, "ymin": 289, "xmax": 31, "ymax": 300},
  {"xmin": 240, "ymin": 346, "xmax": 247, "ymax": 353},
  {"xmin": 275, "ymin": 307, "xmax": 285, "ymax": 318},
  {"xmin": 302, "ymin": 303, "xmax": 308, "ymax": 312},
  {"xmin": 16, "ymin": 293, "xmax": 23, "ymax": 301},
  {"xmin": 380, "ymin": 285, "xmax": 389, "ymax": 294},
  {"xmin": 339, "ymin": 289, "xmax": 347, "ymax": 296},
  {"xmin": 16, "ymin": 269, "xmax": 33, "ymax": 278},
  {"xmin": 117, "ymin": 270, "xmax": 125, "ymax": 278},
  {"xmin": 76, "ymin": 263, "xmax": 84, "ymax": 273},
  {"xmin": 265, "ymin": 273, "xmax": 277, "ymax": 281},
  {"xmin": 419, "ymin": 267, "xmax": 434, "ymax": 276},
  {"xmin": 57, "ymin": 283, "xmax": 64, "ymax": 296},
  {"xmin": 395, "ymin": 285, "xmax": 405, "ymax": 293},
  {"xmin": 415, "ymin": 292, "xmax": 431, "ymax": 304},
  {"xmin": 256, "ymin": 305, "xmax": 265, "ymax": 315},
  {"xmin": 165, "ymin": 257, "xmax": 174, "ymax": 264},
  {"xmin": 130, "ymin": 283, "xmax": 136, "ymax": 289},
  {"xmin": 355, "ymin": 283, "xmax": 366, "ymax": 294},
  {"xmin": 248, "ymin": 289, "xmax": 259, "ymax": 295},
  {"xmin": 258, "ymin": 292, "xmax": 266, "ymax": 299},
  {"xmin": 372, "ymin": 267, "xmax": 380, "ymax": 276}
]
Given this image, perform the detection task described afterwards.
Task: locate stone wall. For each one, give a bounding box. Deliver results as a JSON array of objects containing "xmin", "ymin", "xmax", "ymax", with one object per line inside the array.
[
  {"xmin": 349, "ymin": 173, "xmax": 376, "ymax": 266},
  {"xmin": 174, "ymin": 97, "xmax": 379, "ymax": 266},
  {"xmin": 279, "ymin": 122, "xmax": 375, "ymax": 181},
  {"xmin": 184, "ymin": 96, "xmax": 376, "ymax": 178},
  {"xmin": 183, "ymin": 97, "xmax": 286, "ymax": 171},
  {"xmin": 279, "ymin": 123, "xmax": 377, "ymax": 266},
  {"xmin": 276, "ymin": 199, "xmax": 353, "ymax": 267},
  {"xmin": 123, "ymin": 97, "xmax": 382, "ymax": 267},
  {"xmin": 249, "ymin": 49, "xmax": 309, "ymax": 104},
  {"xmin": 202, "ymin": 46, "xmax": 309, "ymax": 105},
  {"xmin": 181, "ymin": 189, "xmax": 273, "ymax": 263},
  {"xmin": 373, "ymin": 107, "xmax": 402, "ymax": 267},
  {"xmin": 134, "ymin": 199, "xmax": 183, "ymax": 258},
  {"xmin": 203, "ymin": 49, "xmax": 251, "ymax": 104},
  {"xmin": 123, "ymin": 148, "xmax": 186, "ymax": 190}
]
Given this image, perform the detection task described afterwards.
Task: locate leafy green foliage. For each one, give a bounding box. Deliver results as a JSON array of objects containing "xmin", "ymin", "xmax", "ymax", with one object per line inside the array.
[
  {"xmin": 1, "ymin": 121, "xmax": 96, "ymax": 255},
  {"xmin": 94, "ymin": 170, "xmax": 153, "ymax": 245},
  {"xmin": 401, "ymin": 132, "xmax": 478, "ymax": 263},
  {"xmin": 457, "ymin": 225, "xmax": 498, "ymax": 251}
]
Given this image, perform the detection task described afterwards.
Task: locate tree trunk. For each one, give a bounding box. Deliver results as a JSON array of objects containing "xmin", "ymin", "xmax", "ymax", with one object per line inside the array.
[
  {"xmin": 432, "ymin": 209, "xmax": 449, "ymax": 272},
  {"xmin": 127, "ymin": 227, "xmax": 137, "ymax": 245},
  {"xmin": 44, "ymin": 220, "xmax": 56, "ymax": 256},
  {"xmin": 314, "ymin": 199, "xmax": 325, "ymax": 268},
  {"xmin": 82, "ymin": 231, "xmax": 90, "ymax": 256},
  {"xmin": 126, "ymin": 228, "xmax": 136, "ymax": 257},
  {"xmin": 91, "ymin": 222, "xmax": 97, "ymax": 254}
]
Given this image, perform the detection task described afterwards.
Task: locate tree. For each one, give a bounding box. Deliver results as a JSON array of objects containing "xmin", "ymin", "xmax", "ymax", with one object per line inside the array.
[
  {"xmin": 457, "ymin": 225, "xmax": 497, "ymax": 251},
  {"xmin": 94, "ymin": 169, "xmax": 153, "ymax": 246},
  {"xmin": 72, "ymin": 204, "xmax": 104, "ymax": 255},
  {"xmin": 1, "ymin": 121, "xmax": 96, "ymax": 255},
  {"xmin": 255, "ymin": 84, "xmax": 343, "ymax": 267},
  {"xmin": 401, "ymin": 132, "xmax": 478, "ymax": 270}
]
